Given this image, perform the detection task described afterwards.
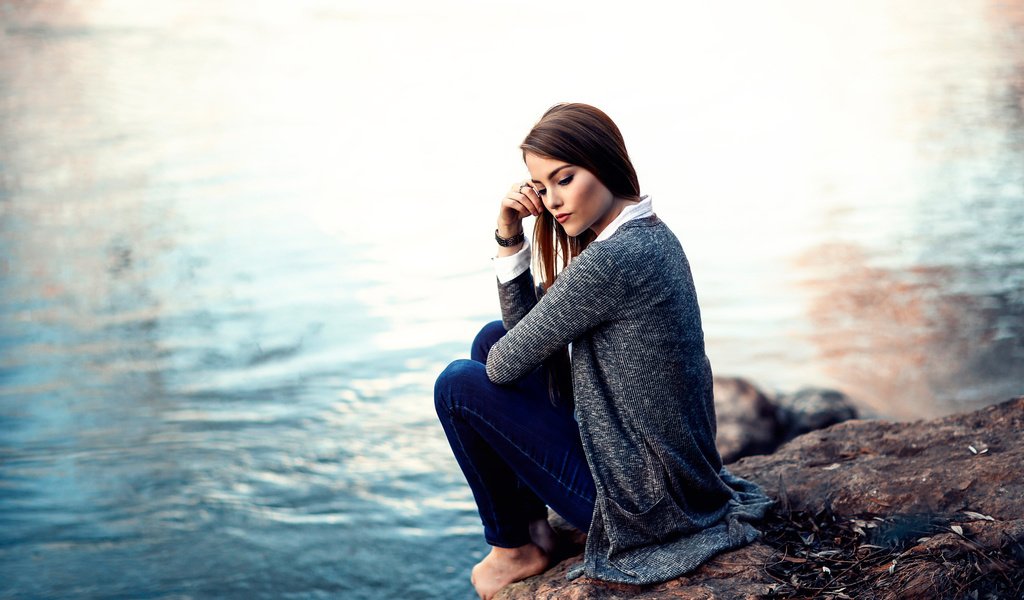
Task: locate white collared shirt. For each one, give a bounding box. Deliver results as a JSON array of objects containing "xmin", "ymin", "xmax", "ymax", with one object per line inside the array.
[{"xmin": 491, "ymin": 194, "xmax": 653, "ymax": 284}]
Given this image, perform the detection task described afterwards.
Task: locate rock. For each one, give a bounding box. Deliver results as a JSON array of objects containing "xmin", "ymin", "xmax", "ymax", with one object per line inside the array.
[
  {"xmin": 773, "ymin": 386, "xmax": 860, "ymax": 442},
  {"xmin": 712, "ymin": 376, "xmax": 859, "ymax": 463},
  {"xmin": 496, "ymin": 541, "xmax": 777, "ymax": 599},
  {"xmin": 495, "ymin": 396, "xmax": 1024, "ymax": 600},
  {"xmin": 711, "ymin": 376, "xmax": 781, "ymax": 463},
  {"xmin": 730, "ymin": 396, "xmax": 1023, "ymax": 519},
  {"xmin": 729, "ymin": 395, "xmax": 1024, "ymax": 599}
]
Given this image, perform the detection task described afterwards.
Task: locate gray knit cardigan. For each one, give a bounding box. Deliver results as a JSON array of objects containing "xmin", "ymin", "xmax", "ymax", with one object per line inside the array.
[{"xmin": 485, "ymin": 214, "xmax": 775, "ymax": 585}]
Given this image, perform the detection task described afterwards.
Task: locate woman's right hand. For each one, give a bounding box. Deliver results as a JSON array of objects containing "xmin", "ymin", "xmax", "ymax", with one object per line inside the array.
[{"xmin": 497, "ymin": 181, "xmax": 545, "ymax": 236}]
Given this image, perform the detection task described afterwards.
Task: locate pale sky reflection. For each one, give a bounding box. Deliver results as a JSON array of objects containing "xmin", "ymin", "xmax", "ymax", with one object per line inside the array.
[{"xmin": 3, "ymin": 0, "xmax": 1021, "ymax": 422}]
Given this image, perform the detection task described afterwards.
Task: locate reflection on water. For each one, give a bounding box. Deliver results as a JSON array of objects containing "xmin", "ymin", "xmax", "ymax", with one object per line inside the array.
[
  {"xmin": 787, "ymin": 0, "xmax": 1024, "ymax": 417},
  {"xmin": 795, "ymin": 240, "xmax": 1023, "ymax": 418},
  {"xmin": 0, "ymin": 0, "xmax": 1022, "ymax": 598}
]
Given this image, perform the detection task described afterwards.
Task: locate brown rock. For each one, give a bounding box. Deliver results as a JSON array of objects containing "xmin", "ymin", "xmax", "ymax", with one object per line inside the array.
[
  {"xmin": 712, "ymin": 376, "xmax": 781, "ymax": 463},
  {"xmin": 495, "ymin": 542, "xmax": 777, "ymax": 599},
  {"xmin": 495, "ymin": 396, "xmax": 1024, "ymax": 600},
  {"xmin": 711, "ymin": 376, "xmax": 859, "ymax": 463},
  {"xmin": 729, "ymin": 396, "xmax": 1024, "ymax": 519}
]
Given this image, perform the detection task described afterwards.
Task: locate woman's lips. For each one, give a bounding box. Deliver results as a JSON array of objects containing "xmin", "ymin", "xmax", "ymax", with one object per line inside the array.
[{"xmin": 556, "ymin": 213, "xmax": 571, "ymax": 223}]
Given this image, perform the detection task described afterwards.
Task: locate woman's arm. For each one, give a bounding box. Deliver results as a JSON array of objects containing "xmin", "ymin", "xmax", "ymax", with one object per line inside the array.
[
  {"xmin": 493, "ymin": 238, "xmax": 540, "ymax": 329},
  {"xmin": 486, "ymin": 243, "xmax": 626, "ymax": 385},
  {"xmin": 492, "ymin": 181, "xmax": 545, "ymax": 329}
]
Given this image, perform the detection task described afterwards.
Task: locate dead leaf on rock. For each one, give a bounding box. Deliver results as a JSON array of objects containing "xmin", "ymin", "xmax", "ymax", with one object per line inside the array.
[{"xmin": 967, "ymin": 440, "xmax": 989, "ymax": 455}]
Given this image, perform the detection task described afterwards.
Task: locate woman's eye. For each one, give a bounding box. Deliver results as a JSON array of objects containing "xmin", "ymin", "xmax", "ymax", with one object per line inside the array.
[{"xmin": 536, "ymin": 175, "xmax": 571, "ymax": 196}]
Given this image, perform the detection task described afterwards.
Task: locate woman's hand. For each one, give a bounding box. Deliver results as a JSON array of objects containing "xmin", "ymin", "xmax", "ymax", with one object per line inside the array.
[{"xmin": 497, "ymin": 181, "xmax": 545, "ymax": 237}]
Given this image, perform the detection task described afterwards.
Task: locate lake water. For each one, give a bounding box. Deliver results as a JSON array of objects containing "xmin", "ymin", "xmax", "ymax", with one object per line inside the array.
[{"xmin": 1, "ymin": 0, "xmax": 1021, "ymax": 598}]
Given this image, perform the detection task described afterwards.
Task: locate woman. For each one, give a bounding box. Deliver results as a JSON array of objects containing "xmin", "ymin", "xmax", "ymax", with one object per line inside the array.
[{"xmin": 434, "ymin": 102, "xmax": 774, "ymax": 600}]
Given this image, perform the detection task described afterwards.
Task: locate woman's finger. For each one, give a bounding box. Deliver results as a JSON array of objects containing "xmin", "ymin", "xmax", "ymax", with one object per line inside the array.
[
  {"xmin": 519, "ymin": 184, "xmax": 544, "ymax": 215},
  {"xmin": 502, "ymin": 195, "xmax": 533, "ymax": 220},
  {"xmin": 511, "ymin": 182, "xmax": 541, "ymax": 216}
]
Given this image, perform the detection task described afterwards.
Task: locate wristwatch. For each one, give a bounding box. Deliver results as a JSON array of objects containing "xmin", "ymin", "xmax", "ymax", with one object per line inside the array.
[{"xmin": 495, "ymin": 228, "xmax": 525, "ymax": 247}]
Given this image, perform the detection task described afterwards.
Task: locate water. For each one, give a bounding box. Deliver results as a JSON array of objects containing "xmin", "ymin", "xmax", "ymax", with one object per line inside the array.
[{"xmin": 0, "ymin": 0, "xmax": 1021, "ymax": 598}]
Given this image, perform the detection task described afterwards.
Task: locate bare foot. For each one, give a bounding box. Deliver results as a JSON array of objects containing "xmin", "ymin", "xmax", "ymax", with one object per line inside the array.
[
  {"xmin": 528, "ymin": 517, "xmax": 557, "ymax": 557},
  {"xmin": 470, "ymin": 542, "xmax": 549, "ymax": 600}
]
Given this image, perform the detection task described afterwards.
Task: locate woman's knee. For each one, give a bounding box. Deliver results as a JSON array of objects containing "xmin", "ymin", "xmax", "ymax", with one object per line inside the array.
[
  {"xmin": 434, "ymin": 358, "xmax": 486, "ymax": 414},
  {"xmin": 471, "ymin": 319, "xmax": 507, "ymax": 362}
]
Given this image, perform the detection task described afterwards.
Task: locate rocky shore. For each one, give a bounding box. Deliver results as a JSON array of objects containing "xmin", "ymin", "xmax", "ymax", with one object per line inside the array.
[{"xmin": 496, "ymin": 383, "xmax": 1023, "ymax": 600}]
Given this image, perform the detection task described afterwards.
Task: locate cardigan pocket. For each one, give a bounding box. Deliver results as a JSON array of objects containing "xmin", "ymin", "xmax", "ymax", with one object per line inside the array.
[{"xmin": 602, "ymin": 491, "xmax": 686, "ymax": 578}]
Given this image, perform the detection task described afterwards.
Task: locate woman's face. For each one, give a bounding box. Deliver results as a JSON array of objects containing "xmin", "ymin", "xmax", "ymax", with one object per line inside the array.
[{"xmin": 524, "ymin": 152, "xmax": 618, "ymax": 238}]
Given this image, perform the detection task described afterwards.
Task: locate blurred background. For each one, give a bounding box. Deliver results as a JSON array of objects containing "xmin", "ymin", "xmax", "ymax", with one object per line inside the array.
[{"xmin": 0, "ymin": 0, "xmax": 1021, "ymax": 598}]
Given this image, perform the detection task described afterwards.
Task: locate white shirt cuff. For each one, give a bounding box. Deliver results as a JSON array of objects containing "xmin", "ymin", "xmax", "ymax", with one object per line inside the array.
[{"xmin": 492, "ymin": 237, "xmax": 531, "ymax": 284}]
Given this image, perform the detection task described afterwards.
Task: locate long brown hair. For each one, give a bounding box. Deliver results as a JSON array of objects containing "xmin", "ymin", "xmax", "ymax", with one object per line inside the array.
[{"xmin": 519, "ymin": 102, "xmax": 642, "ymax": 411}]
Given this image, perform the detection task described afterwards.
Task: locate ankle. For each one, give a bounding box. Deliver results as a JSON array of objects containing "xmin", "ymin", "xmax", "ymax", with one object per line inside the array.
[{"xmin": 490, "ymin": 542, "xmax": 541, "ymax": 558}]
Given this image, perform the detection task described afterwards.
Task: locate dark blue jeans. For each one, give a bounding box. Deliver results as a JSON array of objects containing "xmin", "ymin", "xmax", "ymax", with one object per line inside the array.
[{"xmin": 434, "ymin": 320, "xmax": 597, "ymax": 548}]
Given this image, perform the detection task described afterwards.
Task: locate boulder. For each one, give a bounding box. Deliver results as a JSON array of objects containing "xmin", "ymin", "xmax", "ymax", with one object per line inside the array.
[
  {"xmin": 731, "ymin": 396, "xmax": 1023, "ymax": 519},
  {"xmin": 772, "ymin": 385, "xmax": 860, "ymax": 441},
  {"xmin": 711, "ymin": 376, "xmax": 781, "ymax": 463},
  {"xmin": 495, "ymin": 396, "xmax": 1024, "ymax": 600},
  {"xmin": 712, "ymin": 376, "xmax": 859, "ymax": 463}
]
